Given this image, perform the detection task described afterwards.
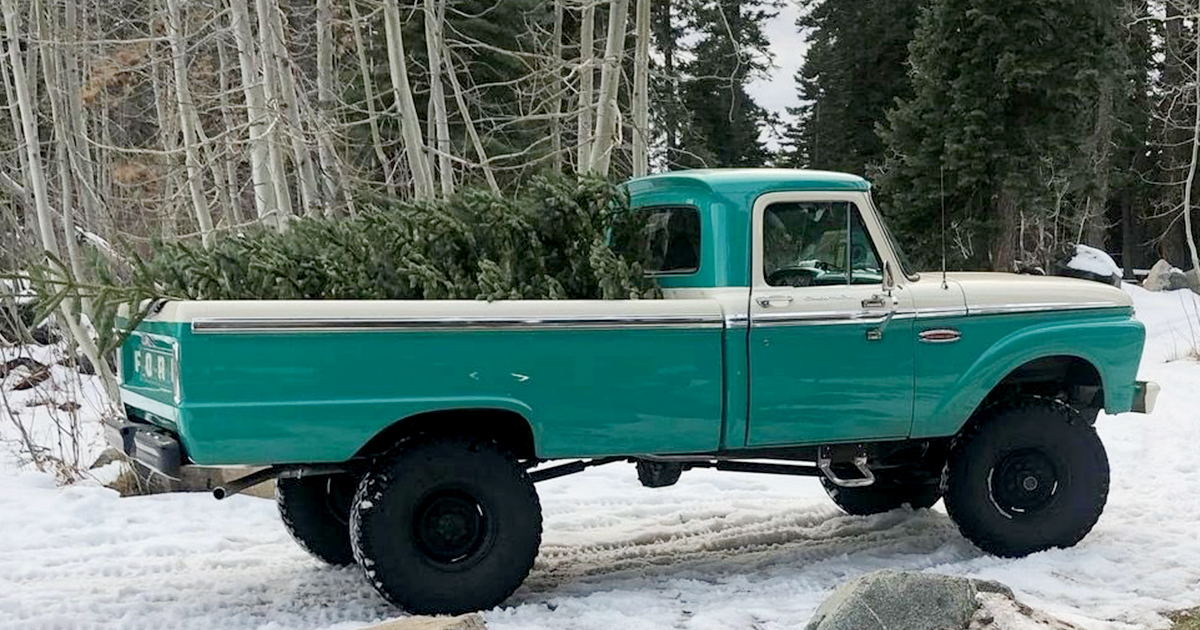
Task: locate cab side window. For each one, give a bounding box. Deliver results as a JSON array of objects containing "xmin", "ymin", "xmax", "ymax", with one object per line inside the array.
[{"xmin": 763, "ymin": 202, "xmax": 882, "ymax": 287}]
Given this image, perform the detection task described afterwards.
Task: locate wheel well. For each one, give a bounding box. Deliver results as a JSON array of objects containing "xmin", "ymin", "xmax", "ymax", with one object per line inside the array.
[
  {"xmin": 980, "ymin": 355, "xmax": 1104, "ymax": 412},
  {"xmin": 354, "ymin": 408, "xmax": 537, "ymax": 461}
]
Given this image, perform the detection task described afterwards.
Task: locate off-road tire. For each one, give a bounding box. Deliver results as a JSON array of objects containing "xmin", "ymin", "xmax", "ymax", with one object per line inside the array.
[
  {"xmin": 276, "ymin": 473, "xmax": 358, "ymax": 566},
  {"xmin": 349, "ymin": 438, "xmax": 542, "ymax": 614},
  {"xmin": 944, "ymin": 399, "xmax": 1109, "ymax": 558},
  {"xmin": 822, "ymin": 473, "xmax": 942, "ymax": 516}
]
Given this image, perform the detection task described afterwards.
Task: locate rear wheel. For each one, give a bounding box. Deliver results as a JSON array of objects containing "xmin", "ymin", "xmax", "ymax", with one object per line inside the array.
[
  {"xmin": 277, "ymin": 473, "xmax": 357, "ymax": 566},
  {"xmin": 944, "ymin": 400, "xmax": 1109, "ymax": 557},
  {"xmin": 350, "ymin": 438, "xmax": 542, "ymax": 614}
]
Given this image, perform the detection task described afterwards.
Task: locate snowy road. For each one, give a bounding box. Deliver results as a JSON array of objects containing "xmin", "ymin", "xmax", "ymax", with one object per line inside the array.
[{"xmin": 1, "ymin": 285, "xmax": 1198, "ymax": 630}]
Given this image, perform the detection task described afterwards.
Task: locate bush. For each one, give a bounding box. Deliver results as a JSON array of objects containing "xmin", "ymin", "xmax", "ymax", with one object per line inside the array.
[{"xmin": 138, "ymin": 176, "xmax": 657, "ymax": 301}]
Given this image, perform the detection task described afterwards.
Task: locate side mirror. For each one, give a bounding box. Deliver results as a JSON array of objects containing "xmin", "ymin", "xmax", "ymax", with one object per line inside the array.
[{"xmin": 883, "ymin": 261, "xmax": 896, "ymax": 296}]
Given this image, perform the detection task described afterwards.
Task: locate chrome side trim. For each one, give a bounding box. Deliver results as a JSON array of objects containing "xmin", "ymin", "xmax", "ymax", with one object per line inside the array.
[
  {"xmin": 191, "ymin": 314, "xmax": 725, "ymax": 333},
  {"xmin": 752, "ymin": 310, "xmax": 894, "ymax": 327},
  {"xmin": 911, "ymin": 307, "xmax": 968, "ymax": 319},
  {"xmin": 967, "ymin": 302, "xmax": 1120, "ymax": 316}
]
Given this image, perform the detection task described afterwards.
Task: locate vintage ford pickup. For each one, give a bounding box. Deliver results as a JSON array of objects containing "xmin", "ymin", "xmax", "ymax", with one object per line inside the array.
[{"xmin": 106, "ymin": 169, "xmax": 1158, "ymax": 614}]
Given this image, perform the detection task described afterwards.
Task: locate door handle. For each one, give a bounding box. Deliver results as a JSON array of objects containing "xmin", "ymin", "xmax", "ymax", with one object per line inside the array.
[
  {"xmin": 756, "ymin": 295, "xmax": 793, "ymax": 308},
  {"xmin": 862, "ymin": 294, "xmax": 898, "ymax": 309}
]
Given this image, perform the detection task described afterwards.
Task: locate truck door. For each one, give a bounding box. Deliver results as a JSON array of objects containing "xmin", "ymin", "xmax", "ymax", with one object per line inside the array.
[{"xmin": 746, "ymin": 192, "xmax": 915, "ymax": 446}]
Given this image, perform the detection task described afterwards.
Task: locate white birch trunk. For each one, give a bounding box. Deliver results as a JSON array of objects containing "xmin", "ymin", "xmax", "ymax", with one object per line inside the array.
[
  {"xmin": 577, "ymin": 0, "xmax": 596, "ymax": 173},
  {"xmin": 1184, "ymin": 7, "xmax": 1200, "ymax": 275},
  {"xmin": 631, "ymin": 0, "xmax": 650, "ymax": 177},
  {"xmin": 165, "ymin": 0, "xmax": 215, "ymax": 246},
  {"xmin": 348, "ymin": 0, "xmax": 395, "ymax": 197},
  {"xmin": 228, "ymin": 0, "xmax": 281, "ymax": 226},
  {"xmin": 588, "ymin": 0, "xmax": 630, "ymax": 174},
  {"xmin": 550, "ymin": 0, "xmax": 564, "ymax": 173},
  {"xmin": 252, "ymin": 0, "xmax": 294, "ymax": 220},
  {"xmin": 424, "ymin": 0, "xmax": 454, "ymax": 197},
  {"xmin": 216, "ymin": 37, "xmax": 245, "ymax": 223},
  {"xmin": 383, "ymin": 0, "xmax": 433, "ymax": 198},
  {"xmin": 443, "ymin": 42, "xmax": 500, "ymax": 194},
  {"xmin": 315, "ymin": 0, "xmax": 340, "ymax": 214},
  {"xmin": 264, "ymin": 0, "xmax": 320, "ymax": 216}
]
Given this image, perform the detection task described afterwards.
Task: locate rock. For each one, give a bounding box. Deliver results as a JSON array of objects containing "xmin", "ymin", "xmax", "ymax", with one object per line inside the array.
[
  {"xmin": 90, "ymin": 447, "xmax": 126, "ymax": 470},
  {"xmin": 807, "ymin": 571, "xmax": 1082, "ymax": 630},
  {"xmin": 1052, "ymin": 244, "xmax": 1122, "ymax": 287},
  {"xmin": 1186, "ymin": 268, "xmax": 1200, "ymax": 295},
  {"xmin": 359, "ymin": 613, "xmax": 486, "ymax": 630},
  {"xmin": 805, "ymin": 571, "xmax": 979, "ymax": 630},
  {"xmin": 1143, "ymin": 260, "xmax": 1190, "ymax": 292}
]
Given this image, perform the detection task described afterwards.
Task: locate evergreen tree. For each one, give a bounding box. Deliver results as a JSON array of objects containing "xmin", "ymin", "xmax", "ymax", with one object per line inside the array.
[
  {"xmin": 785, "ymin": 0, "xmax": 923, "ymax": 175},
  {"xmin": 878, "ymin": 0, "xmax": 1125, "ymax": 271},
  {"xmin": 676, "ymin": 0, "xmax": 777, "ymax": 168}
]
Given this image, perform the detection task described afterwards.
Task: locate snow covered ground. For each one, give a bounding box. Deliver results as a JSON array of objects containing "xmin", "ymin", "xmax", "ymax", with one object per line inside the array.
[{"xmin": 1, "ymin": 285, "xmax": 1199, "ymax": 630}]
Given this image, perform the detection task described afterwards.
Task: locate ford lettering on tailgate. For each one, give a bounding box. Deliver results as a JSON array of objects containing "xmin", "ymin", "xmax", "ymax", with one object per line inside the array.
[{"xmin": 125, "ymin": 331, "xmax": 178, "ymax": 400}]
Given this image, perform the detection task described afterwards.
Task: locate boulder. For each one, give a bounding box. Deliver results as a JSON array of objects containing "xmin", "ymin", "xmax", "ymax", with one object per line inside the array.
[
  {"xmin": 1143, "ymin": 260, "xmax": 1190, "ymax": 292},
  {"xmin": 1186, "ymin": 268, "xmax": 1200, "ymax": 295},
  {"xmin": 1052, "ymin": 244, "xmax": 1122, "ymax": 287},
  {"xmin": 359, "ymin": 613, "xmax": 486, "ymax": 630},
  {"xmin": 806, "ymin": 570, "xmax": 1078, "ymax": 630}
]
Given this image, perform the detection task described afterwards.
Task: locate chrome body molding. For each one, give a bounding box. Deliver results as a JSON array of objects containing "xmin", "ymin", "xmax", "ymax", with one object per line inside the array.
[
  {"xmin": 966, "ymin": 301, "xmax": 1121, "ymax": 316},
  {"xmin": 191, "ymin": 314, "xmax": 726, "ymax": 334},
  {"xmin": 751, "ymin": 310, "xmax": 895, "ymax": 327}
]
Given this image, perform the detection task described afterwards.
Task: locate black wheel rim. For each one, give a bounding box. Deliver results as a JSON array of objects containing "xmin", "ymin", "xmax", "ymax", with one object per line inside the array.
[
  {"xmin": 989, "ymin": 448, "xmax": 1060, "ymax": 517},
  {"xmin": 413, "ymin": 489, "xmax": 487, "ymax": 564}
]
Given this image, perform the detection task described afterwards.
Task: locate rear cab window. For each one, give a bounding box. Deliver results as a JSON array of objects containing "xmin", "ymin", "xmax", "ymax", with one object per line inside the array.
[{"xmin": 616, "ymin": 206, "xmax": 701, "ymax": 275}]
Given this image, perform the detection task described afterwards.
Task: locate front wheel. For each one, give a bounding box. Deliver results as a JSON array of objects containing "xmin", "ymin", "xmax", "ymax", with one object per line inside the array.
[
  {"xmin": 944, "ymin": 400, "xmax": 1109, "ymax": 558},
  {"xmin": 350, "ymin": 438, "xmax": 542, "ymax": 614}
]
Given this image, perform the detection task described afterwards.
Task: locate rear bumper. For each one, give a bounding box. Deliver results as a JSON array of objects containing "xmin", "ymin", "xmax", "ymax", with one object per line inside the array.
[
  {"xmin": 1131, "ymin": 380, "xmax": 1160, "ymax": 414},
  {"xmin": 104, "ymin": 417, "xmax": 183, "ymax": 479}
]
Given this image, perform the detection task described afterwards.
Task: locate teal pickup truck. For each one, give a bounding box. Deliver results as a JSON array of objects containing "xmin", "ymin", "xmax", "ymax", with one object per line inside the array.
[{"xmin": 106, "ymin": 169, "xmax": 1157, "ymax": 614}]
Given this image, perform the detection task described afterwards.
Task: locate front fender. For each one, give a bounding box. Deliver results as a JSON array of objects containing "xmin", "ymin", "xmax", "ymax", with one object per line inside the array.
[{"xmin": 911, "ymin": 314, "xmax": 1145, "ymax": 439}]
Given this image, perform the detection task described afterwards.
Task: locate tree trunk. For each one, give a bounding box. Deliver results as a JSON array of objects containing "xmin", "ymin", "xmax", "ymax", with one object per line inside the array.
[
  {"xmin": 228, "ymin": 0, "xmax": 281, "ymax": 226},
  {"xmin": 216, "ymin": 37, "xmax": 245, "ymax": 223},
  {"xmin": 251, "ymin": 0, "xmax": 294, "ymax": 220},
  {"xmin": 577, "ymin": 0, "xmax": 596, "ymax": 173},
  {"xmin": 315, "ymin": 0, "xmax": 340, "ymax": 214},
  {"xmin": 631, "ymin": 0, "xmax": 650, "ymax": 176},
  {"xmin": 382, "ymin": 0, "xmax": 434, "ymax": 198},
  {"xmin": 424, "ymin": 0, "xmax": 454, "ymax": 197},
  {"xmin": 1182, "ymin": 5, "xmax": 1200, "ymax": 275},
  {"xmin": 443, "ymin": 43, "xmax": 500, "ymax": 194},
  {"xmin": 165, "ymin": 0, "xmax": 215, "ymax": 246},
  {"xmin": 260, "ymin": 0, "xmax": 319, "ymax": 216},
  {"xmin": 992, "ymin": 187, "xmax": 1018, "ymax": 272},
  {"xmin": 588, "ymin": 0, "xmax": 630, "ymax": 174},
  {"xmin": 348, "ymin": 0, "xmax": 394, "ymax": 197},
  {"xmin": 550, "ymin": 0, "xmax": 564, "ymax": 173}
]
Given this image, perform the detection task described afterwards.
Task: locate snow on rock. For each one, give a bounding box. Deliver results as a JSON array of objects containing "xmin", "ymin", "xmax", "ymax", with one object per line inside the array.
[
  {"xmin": 1066, "ymin": 244, "xmax": 1122, "ymax": 279},
  {"xmin": 0, "ymin": 284, "xmax": 1198, "ymax": 630}
]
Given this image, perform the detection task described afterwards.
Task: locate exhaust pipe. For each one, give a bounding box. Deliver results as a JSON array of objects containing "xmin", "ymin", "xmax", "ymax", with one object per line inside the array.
[{"xmin": 213, "ymin": 463, "xmax": 348, "ymax": 500}]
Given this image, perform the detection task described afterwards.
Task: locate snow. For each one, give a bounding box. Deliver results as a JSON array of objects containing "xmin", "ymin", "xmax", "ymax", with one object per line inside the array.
[
  {"xmin": 1067, "ymin": 244, "xmax": 1123, "ymax": 278},
  {"xmin": 1, "ymin": 283, "xmax": 1199, "ymax": 630}
]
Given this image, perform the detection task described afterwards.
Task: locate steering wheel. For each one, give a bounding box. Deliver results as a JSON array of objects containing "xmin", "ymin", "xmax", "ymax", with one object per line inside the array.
[{"xmin": 767, "ymin": 267, "xmax": 819, "ymax": 287}]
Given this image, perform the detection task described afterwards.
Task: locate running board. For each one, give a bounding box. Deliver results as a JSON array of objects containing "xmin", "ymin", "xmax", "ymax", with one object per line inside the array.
[{"xmin": 818, "ymin": 445, "xmax": 876, "ymax": 488}]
